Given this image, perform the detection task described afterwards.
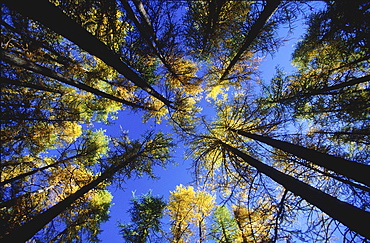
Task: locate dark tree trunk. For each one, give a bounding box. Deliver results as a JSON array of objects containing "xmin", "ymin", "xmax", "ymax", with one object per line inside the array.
[
  {"xmin": 221, "ymin": 141, "xmax": 370, "ymax": 239},
  {"xmin": 234, "ymin": 130, "xmax": 370, "ymax": 187},
  {"xmin": 1, "ymin": 49, "xmax": 147, "ymax": 110},
  {"xmin": 0, "ymin": 154, "xmax": 82, "ymax": 187},
  {"xmin": 274, "ymin": 75, "xmax": 370, "ymax": 104},
  {"xmin": 220, "ymin": 0, "xmax": 281, "ymax": 81},
  {"xmin": 0, "ymin": 158, "xmax": 133, "ymax": 242},
  {"xmin": 120, "ymin": 0, "xmax": 182, "ymax": 82},
  {"xmin": 1, "ymin": 77, "xmax": 62, "ymax": 93},
  {"xmin": 3, "ymin": 0, "xmax": 173, "ymax": 108},
  {"xmin": 202, "ymin": 0, "xmax": 227, "ymax": 52}
]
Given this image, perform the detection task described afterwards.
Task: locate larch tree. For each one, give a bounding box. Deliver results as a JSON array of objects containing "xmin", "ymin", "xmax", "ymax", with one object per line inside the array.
[
  {"xmin": 3, "ymin": 0, "xmax": 173, "ymax": 108},
  {"xmin": 1, "ymin": 131, "xmax": 174, "ymax": 242},
  {"xmin": 166, "ymin": 185, "xmax": 216, "ymax": 243},
  {"xmin": 1, "ymin": 0, "xmax": 368, "ymax": 242},
  {"xmin": 119, "ymin": 191, "xmax": 167, "ymax": 243}
]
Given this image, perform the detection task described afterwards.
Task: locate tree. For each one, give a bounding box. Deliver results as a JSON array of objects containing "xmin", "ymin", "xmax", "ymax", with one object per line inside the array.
[
  {"xmin": 1, "ymin": 49, "xmax": 147, "ymax": 109},
  {"xmin": 218, "ymin": 141, "xmax": 370, "ymax": 239},
  {"xmin": 40, "ymin": 189, "xmax": 113, "ymax": 243},
  {"xmin": 0, "ymin": 131, "xmax": 174, "ymax": 242},
  {"xmin": 166, "ymin": 185, "xmax": 216, "ymax": 242},
  {"xmin": 263, "ymin": 1, "xmax": 370, "ymax": 143},
  {"xmin": 3, "ymin": 0, "xmax": 173, "ymax": 108},
  {"xmin": 119, "ymin": 191, "xmax": 167, "ymax": 243},
  {"xmin": 219, "ymin": 0, "xmax": 282, "ymax": 81},
  {"xmin": 233, "ymin": 130, "xmax": 370, "ymax": 187},
  {"xmin": 209, "ymin": 205, "xmax": 240, "ymax": 243},
  {"xmin": 0, "ymin": 129, "xmax": 109, "ymax": 186}
]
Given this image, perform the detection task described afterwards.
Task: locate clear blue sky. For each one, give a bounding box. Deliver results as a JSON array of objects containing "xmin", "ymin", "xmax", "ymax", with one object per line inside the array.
[{"xmin": 96, "ymin": 19, "xmax": 308, "ymax": 241}]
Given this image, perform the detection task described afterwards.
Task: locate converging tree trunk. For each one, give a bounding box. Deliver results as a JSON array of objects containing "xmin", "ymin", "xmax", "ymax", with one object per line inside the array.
[
  {"xmin": 3, "ymin": 0, "xmax": 173, "ymax": 108},
  {"xmin": 234, "ymin": 130, "xmax": 370, "ymax": 187},
  {"xmin": 220, "ymin": 0, "xmax": 281, "ymax": 80},
  {"xmin": 274, "ymin": 74, "xmax": 370, "ymax": 104},
  {"xmin": 120, "ymin": 0, "xmax": 183, "ymax": 81},
  {"xmin": 1, "ymin": 49, "xmax": 147, "ymax": 110},
  {"xmin": 0, "ymin": 154, "xmax": 83, "ymax": 187},
  {"xmin": 1, "ymin": 77, "xmax": 62, "ymax": 93},
  {"xmin": 0, "ymin": 157, "xmax": 134, "ymax": 242},
  {"xmin": 220, "ymin": 141, "xmax": 370, "ymax": 239}
]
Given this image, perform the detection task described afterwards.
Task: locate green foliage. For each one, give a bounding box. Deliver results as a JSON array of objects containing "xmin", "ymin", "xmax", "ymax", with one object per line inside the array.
[
  {"xmin": 119, "ymin": 192, "xmax": 167, "ymax": 243},
  {"xmin": 209, "ymin": 205, "xmax": 240, "ymax": 243},
  {"xmin": 1, "ymin": 0, "xmax": 369, "ymax": 242}
]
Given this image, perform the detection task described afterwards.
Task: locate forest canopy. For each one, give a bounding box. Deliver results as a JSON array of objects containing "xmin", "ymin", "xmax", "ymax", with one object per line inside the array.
[{"xmin": 1, "ymin": 0, "xmax": 369, "ymax": 242}]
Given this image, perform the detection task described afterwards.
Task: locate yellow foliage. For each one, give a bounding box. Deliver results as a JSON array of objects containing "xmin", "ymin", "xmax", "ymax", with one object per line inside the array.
[
  {"xmin": 58, "ymin": 122, "xmax": 82, "ymax": 144},
  {"xmin": 143, "ymin": 96, "xmax": 168, "ymax": 124},
  {"xmin": 47, "ymin": 165, "xmax": 96, "ymax": 204},
  {"xmin": 166, "ymin": 59, "xmax": 201, "ymax": 96},
  {"xmin": 167, "ymin": 184, "xmax": 216, "ymax": 242}
]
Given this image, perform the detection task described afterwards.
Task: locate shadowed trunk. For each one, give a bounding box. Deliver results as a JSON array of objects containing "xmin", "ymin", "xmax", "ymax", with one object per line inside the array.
[
  {"xmin": 220, "ymin": 141, "xmax": 370, "ymax": 239},
  {"xmin": 1, "ymin": 77, "xmax": 62, "ymax": 93},
  {"xmin": 220, "ymin": 0, "xmax": 281, "ymax": 80},
  {"xmin": 1, "ymin": 49, "xmax": 148, "ymax": 110},
  {"xmin": 0, "ymin": 154, "xmax": 83, "ymax": 187},
  {"xmin": 3, "ymin": 0, "xmax": 173, "ymax": 108},
  {"xmin": 234, "ymin": 130, "xmax": 370, "ymax": 187},
  {"xmin": 274, "ymin": 75, "xmax": 370, "ymax": 104}
]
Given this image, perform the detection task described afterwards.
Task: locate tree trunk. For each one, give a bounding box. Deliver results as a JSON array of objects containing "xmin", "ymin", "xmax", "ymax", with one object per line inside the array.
[
  {"xmin": 3, "ymin": 0, "xmax": 173, "ymax": 108},
  {"xmin": 220, "ymin": 0, "xmax": 281, "ymax": 80},
  {"xmin": 235, "ymin": 130, "xmax": 370, "ymax": 187},
  {"xmin": 0, "ymin": 154, "xmax": 82, "ymax": 187},
  {"xmin": 120, "ymin": 0, "xmax": 181, "ymax": 82},
  {"xmin": 1, "ymin": 49, "xmax": 147, "ymax": 110},
  {"xmin": 0, "ymin": 157, "xmax": 133, "ymax": 242},
  {"xmin": 221, "ymin": 141, "xmax": 370, "ymax": 239},
  {"xmin": 274, "ymin": 74, "xmax": 370, "ymax": 104},
  {"xmin": 1, "ymin": 77, "xmax": 62, "ymax": 93}
]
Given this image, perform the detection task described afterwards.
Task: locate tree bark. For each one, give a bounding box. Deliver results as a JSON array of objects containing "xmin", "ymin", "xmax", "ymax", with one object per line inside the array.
[
  {"xmin": 1, "ymin": 49, "xmax": 148, "ymax": 110},
  {"xmin": 0, "ymin": 154, "xmax": 82, "ymax": 187},
  {"xmin": 3, "ymin": 0, "xmax": 173, "ymax": 108},
  {"xmin": 274, "ymin": 74, "xmax": 370, "ymax": 104},
  {"xmin": 220, "ymin": 0, "xmax": 281, "ymax": 81},
  {"xmin": 221, "ymin": 141, "xmax": 370, "ymax": 239},
  {"xmin": 0, "ymin": 157, "xmax": 133, "ymax": 242},
  {"xmin": 1, "ymin": 77, "xmax": 62, "ymax": 93},
  {"xmin": 120, "ymin": 0, "xmax": 182, "ymax": 82},
  {"xmin": 234, "ymin": 130, "xmax": 370, "ymax": 187}
]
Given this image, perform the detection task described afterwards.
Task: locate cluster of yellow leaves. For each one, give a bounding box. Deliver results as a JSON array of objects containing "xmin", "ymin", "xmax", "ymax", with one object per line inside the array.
[
  {"xmin": 1, "ymin": 155, "xmax": 47, "ymax": 185},
  {"xmin": 143, "ymin": 96, "xmax": 168, "ymax": 124},
  {"xmin": 47, "ymin": 165, "xmax": 96, "ymax": 205},
  {"xmin": 166, "ymin": 185, "xmax": 216, "ymax": 242},
  {"xmin": 166, "ymin": 59, "xmax": 201, "ymax": 96},
  {"xmin": 232, "ymin": 200, "xmax": 275, "ymax": 242}
]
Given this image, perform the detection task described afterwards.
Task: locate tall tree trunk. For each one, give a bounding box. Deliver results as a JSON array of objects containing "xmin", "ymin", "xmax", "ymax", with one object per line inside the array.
[
  {"xmin": 1, "ymin": 77, "xmax": 62, "ymax": 93},
  {"xmin": 3, "ymin": 0, "xmax": 173, "ymax": 108},
  {"xmin": 234, "ymin": 130, "xmax": 370, "ymax": 187},
  {"xmin": 0, "ymin": 157, "xmax": 134, "ymax": 242},
  {"xmin": 0, "ymin": 154, "xmax": 82, "ymax": 187},
  {"xmin": 220, "ymin": 141, "xmax": 370, "ymax": 239},
  {"xmin": 202, "ymin": 0, "xmax": 227, "ymax": 52},
  {"xmin": 274, "ymin": 74, "xmax": 370, "ymax": 104},
  {"xmin": 1, "ymin": 49, "xmax": 148, "ymax": 110},
  {"xmin": 220, "ymin": 0, "xmax": 281, "ymax": 81},
  {"xmin": 120, "ymin": 0, "xmax": 182, "ymax": 82}
]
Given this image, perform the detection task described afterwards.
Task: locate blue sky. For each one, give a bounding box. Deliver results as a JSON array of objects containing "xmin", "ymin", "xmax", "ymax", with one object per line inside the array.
[{"xmin": 97, "ymin": 19, "xmax": 308, "ymax": 241}]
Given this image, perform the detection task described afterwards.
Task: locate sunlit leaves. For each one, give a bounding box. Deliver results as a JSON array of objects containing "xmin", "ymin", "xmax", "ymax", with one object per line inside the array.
[
  {"xmin": 166, "ymin": 185, "xmax": 216, "ymax": 242},
  {"xmin": 209, "ymin": 205, "xmax": 241, "ymax": 243}
]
